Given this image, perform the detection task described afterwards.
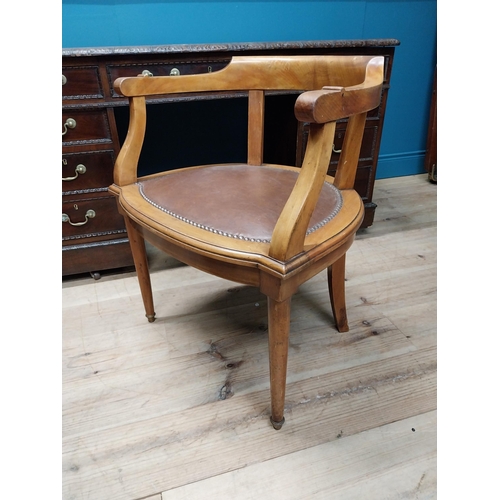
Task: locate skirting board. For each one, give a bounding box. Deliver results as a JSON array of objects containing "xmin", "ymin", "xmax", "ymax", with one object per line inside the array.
[{"xmin": 376, "ymin": 151, "xmax": 427, "ymax": 179}]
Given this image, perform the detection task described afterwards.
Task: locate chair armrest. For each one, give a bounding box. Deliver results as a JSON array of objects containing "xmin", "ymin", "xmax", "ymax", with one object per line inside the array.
[
  {"xmin": 294, "ymin": 56, "xmax": 384, "ymax": 123},
  {"xmin": 270, "ymin": 57, "xmax": 384, "ymax": 260}
]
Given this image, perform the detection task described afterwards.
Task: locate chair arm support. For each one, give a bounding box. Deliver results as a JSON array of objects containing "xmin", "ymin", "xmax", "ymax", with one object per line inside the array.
[
  {"xmin": 269, "ymin": 121, "xmax": 336, "ymax": 261},
  {"xmin": 113, "ymin": 96, "xmax": 147, "ymax": 186}
]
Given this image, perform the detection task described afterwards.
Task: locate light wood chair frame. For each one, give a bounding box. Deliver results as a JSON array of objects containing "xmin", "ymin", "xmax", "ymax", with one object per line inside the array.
[{"xmin": 109, "ymin": 55, "xmax": 384, "ymax": 429}]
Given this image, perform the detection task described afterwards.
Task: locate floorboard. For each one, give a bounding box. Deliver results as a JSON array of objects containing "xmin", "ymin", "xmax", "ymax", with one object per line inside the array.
[
  {"xmin": 62, "ymin": 174, "xmax": 437, "ymax": 500},
  {"xmin": 161, "ymin": 411, "xmax": 437, "ymax": 500}
]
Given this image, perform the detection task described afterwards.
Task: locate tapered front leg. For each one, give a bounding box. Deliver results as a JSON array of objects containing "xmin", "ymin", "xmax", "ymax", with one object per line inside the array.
[
  {"xmin": 267, "ymin": 297, "xmax": 291, "ymax": 430},
  {"xmin": 124, "ymin": 217, "xmax": 156, "ymax": 322},
  {"xmin": 328, "ymin": 254, "xmax": 349, "ymax": 332}
]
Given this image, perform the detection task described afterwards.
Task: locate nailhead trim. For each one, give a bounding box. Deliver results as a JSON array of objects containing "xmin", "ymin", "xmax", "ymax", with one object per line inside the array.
[{"xmin": 137, "ymin": 180, "xmax": 343, "ymax": 243}]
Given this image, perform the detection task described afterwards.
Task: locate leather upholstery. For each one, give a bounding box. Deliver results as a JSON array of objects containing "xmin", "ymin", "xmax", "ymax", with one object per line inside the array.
[{"xmin": 137, "ymin": 164, "xmax": 343, "ymax": 243}]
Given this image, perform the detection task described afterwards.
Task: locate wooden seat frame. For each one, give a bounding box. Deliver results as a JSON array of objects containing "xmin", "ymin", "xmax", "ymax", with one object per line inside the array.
[{"xmin": 109, "ymin": 55, "xmax": 384, "ymax": 429}]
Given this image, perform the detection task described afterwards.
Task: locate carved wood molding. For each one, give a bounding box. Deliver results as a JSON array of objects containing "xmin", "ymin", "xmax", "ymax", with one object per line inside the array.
[{"xmin": 63, "ymin": 39, "xmax": 400, "ymax": 58}]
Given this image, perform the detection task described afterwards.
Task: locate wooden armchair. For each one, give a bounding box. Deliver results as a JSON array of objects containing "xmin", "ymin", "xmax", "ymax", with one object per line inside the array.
[{"xmin": 110, "ymin": 55, "xmax": 384, "ymax": 429}]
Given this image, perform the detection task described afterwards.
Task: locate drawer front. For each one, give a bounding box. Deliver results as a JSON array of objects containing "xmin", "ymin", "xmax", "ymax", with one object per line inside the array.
[
  {"xmin": 62, "ymin": 196, "xmax": 125, "ymax": 242},
  {"xmin": 62, "ymin": 66, "xmax": 103, "ymax": 100},
  {"xmin": 107, "ymin": 59, "xmax": 230, "ymax": 97},
  {"xmin": 327, "ymin": 160, "xmax": 374, "ymax": 200},
  {"xmin": 329, "ymin": 124, "xmax": 378, "ymax": 166},
  {"xmin": 62, "ymin": 151, "xmax": 115, "ymax": 194},
  {"xmin": 62, "ymin": 238, "xmax": 133, "ymax": 276},
  {"xmin": 62, "ymin": 109, "xmax": 112, "ymax": 146},
  {"xmin": 299, "ymin": 122, "xmax": 378, "ymax": 166}
]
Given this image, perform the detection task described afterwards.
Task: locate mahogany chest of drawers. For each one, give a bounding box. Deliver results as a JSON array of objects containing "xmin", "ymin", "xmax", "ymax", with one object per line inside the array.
[{"xmin": 62, "ymin": 39, "xmax": 398, "ymax": 278}]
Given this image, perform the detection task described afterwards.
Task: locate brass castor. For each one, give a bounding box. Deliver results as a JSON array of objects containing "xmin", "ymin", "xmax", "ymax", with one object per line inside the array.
[
  {"xmin": 270, "ymin": 416, "xmax": 285, "ymax": 430},
  {"xmin": 146, "ymin": 313, "xmax": 156, "ymax": 323}
]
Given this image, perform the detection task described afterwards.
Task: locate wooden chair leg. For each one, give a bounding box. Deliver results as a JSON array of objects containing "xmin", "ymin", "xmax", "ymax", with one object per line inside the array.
[
  {"xmin": 328, "ymin": 254, "xmax": 349, "ymax": 332},
  {"xmin": 124, "ymin": 217, "xmax": 156, "ymax": 322},
  {"xmin": 267, "ymin": 296, "xmax": 291, "ymax": 430}
]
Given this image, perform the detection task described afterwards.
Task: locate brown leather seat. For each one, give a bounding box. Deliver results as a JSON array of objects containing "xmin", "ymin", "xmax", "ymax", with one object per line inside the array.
[
  {"xmin": 110, "ymin": 55, "xmax": 384, "ymax": 429},
  {"xmin": 134, "ymin": 164, "xmax": 343, "ymax": 243}
]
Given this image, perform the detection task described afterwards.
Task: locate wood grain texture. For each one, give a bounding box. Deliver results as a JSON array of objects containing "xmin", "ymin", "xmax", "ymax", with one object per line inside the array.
[
  {"xmin": 333, "ymin": 112, "xmax": 367, "ymax": 190},
  {"xmin": 161, "ymin": 411, "xmax": 437, "ymax": 500},
  {"xmin": 247, "ymin": 90, "xmax": 265, "ymax": 166},
  {"xmin": 114, "ymin": 56, "xmax": 383, "ymax": 98},
  {"xmin": 269, "ymin": 122, "xmax": 336, "ymax": 260},
  {"xmin": 62, "ymin": 174, "xmax": 436, "ymax": 500},
  {"xmin": 110, "ymin": 55, "xmax": 385, "ymax": 423}
]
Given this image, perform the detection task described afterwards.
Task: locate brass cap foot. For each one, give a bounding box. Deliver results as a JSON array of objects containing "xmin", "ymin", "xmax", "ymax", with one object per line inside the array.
[
  {"xmin": 270, "ymin": 416, "xmax": 285, "ymax": 430},
  {"xmin": 146, "ymin": 313, "xmax": 156, "ymax": 323}
]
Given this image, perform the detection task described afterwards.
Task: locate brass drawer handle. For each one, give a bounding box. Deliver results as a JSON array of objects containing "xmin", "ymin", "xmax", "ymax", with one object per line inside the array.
[
  {"xmin": 141, "ymin": 68, "xmax": 180, "ymax": 77},
  {"xmin": 332, "ymin": 144, "xmax": 342, "ymax": 154},
  {"xmin": 62, "ymin": 118, "xmax": 77, "ymax": 136},
  {"xmin": 62, "ymin": 209, "xmax": 95, "ymax": 226},
  {"xmin": 62, "ymin": 163, "xmax": 86, "ymax": 181}
]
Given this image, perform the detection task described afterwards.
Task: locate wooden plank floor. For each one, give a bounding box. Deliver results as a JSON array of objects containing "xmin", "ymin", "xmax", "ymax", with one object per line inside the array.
[{"xmin": 62, "ymin": 174, "xmax": 437, "ymax": 500}]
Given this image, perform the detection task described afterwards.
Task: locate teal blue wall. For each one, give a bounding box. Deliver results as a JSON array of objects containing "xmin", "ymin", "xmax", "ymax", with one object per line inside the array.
[{"xmin": 62, "ymin": 0, "xmax": 437, "ymax": 179}]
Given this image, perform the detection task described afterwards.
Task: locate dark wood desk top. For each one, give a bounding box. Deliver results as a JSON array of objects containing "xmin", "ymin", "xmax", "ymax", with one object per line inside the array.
[{"xmin": 63, "ymin": 39, "xmax": 400, "ymax": 58}]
